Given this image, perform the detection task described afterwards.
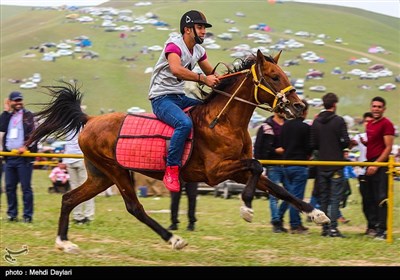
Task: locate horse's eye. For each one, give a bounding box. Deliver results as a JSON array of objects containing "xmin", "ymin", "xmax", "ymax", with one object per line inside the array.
[{"xmin": 271, "ymin": 75, "xmax": 279, "ymax": 82}]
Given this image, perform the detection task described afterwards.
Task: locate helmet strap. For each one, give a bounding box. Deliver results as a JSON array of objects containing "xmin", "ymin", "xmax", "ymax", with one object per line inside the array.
[{"xmin": 192, "ymin": 27, "xmax": 203, "ymax": 44}]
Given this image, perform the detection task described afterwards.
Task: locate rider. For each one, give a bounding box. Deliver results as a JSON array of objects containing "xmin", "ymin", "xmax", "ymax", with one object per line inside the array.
[{"xmin": 148, "ymin": 10, "xmax": 220, "ymax": 192}]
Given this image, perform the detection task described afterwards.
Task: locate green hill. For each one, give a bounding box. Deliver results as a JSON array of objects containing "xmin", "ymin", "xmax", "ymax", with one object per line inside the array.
[{"xmin": 1, "ymin": 0, "xmax": 399, "ymax": 141}]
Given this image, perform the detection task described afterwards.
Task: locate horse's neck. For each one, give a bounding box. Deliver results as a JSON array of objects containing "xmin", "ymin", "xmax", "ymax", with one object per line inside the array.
[{"xmin": 206, "ymin": 82, "xmax": 256, "ymax": 127}]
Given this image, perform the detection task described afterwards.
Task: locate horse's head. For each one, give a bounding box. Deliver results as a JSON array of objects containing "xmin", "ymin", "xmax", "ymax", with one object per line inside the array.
[{"xmin": 252, "ymin": 50, "xmax": 304, "ymax": 119}]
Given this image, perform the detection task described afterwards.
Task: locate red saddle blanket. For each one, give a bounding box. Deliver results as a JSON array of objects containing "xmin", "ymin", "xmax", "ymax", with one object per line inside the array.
[{"xmin": 115, "ymin": 113, "xmax": 193, "ymax": 171}]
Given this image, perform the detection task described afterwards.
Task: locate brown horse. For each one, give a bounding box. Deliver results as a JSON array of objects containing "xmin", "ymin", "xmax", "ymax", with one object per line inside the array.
[{"xmin": 26, "ymin": 50, "xmax": 329, "ymax": 253}]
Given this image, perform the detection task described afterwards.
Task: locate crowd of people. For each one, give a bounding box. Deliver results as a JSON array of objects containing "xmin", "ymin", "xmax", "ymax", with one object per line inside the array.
[
  {"xmin": 0, "ymin": 10, "xmax": 397, "ymax": 242},
  {"xmin": 254, "ymin": 93, "xmax": 396, "ymax": 240}
]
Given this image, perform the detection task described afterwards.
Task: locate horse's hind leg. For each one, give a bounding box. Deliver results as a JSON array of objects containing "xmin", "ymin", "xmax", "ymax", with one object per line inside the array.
[
  {"xmin": 56, "ymin": 162, "xmax": 113, "ymax": 253},
  {"xmin": 115, "ymin": 171, "xmax": 188, "ymax": 250}
]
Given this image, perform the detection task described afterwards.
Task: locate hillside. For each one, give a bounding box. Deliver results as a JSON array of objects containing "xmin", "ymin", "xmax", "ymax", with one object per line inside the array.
[{"xmin": 1, "ymin": 0, "xmax": 399, "ymax": 141}]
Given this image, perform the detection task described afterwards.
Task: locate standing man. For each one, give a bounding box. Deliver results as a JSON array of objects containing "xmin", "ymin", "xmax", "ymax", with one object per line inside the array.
[
  {"xmin": 63, "ymin": 131, "xmax": 95, "ymax": 224},
  {"xmin": 310, "ymin": 92, "xmax": 350, "ymax": 238},
  {"xmin": 168, "ymin": 182, "xmax": 198, "ymax": 231},
  {"xmin": 148, "ymin": 10, "xmax": 219, "ymax": 193},
  {"xmin": 254, "ymin": 112, "xmax": 288, "ymax": 233},
  {"xmin": 0, "ymin": 91, "xmax": 37, "ymax": 223},
  {"xmin": 350, "ymin": 112, "xmax": 375, "ymax": 235},
  {"xmin": 280, "ymin": 100, "xmax": 312, "ymax": 234},
  {"xmin": 363, "ymin": 97, "xmax": 395, "ymax": 240}
]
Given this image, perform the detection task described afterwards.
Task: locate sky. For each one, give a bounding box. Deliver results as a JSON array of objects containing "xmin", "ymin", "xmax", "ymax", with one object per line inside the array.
[
  {"xmin": 294, "ymin": 0, "xmax": 400, "ymax": 18},
  {"xmin": 0, "ymin": 0, "xmax": 399, "ymax": 18}
]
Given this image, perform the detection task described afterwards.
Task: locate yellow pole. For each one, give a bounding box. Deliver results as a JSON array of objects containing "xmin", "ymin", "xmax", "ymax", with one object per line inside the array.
[{"xmin": 386, "ymin": 155, "xmax": 395, "ymax": 244}]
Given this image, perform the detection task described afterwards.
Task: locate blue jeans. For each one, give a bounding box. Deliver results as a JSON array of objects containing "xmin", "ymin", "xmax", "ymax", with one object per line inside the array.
[
  {"xmin": 279, "ymin": 166, "xmax": 308, "ymax": 228},
  {"xmin": 5, "ymin": 157, "xmax": 34, "ymax": 219},
  {"xmin": 318, "ymin": 169, "xmax": 344, "ymax": 229},
  {"xmin": 266, "ymin": 165, "xmax": 289, "ymax": 224},
  {"xmin": 151, "ymin": 94, "xmax": 202, "ymax": 167}
]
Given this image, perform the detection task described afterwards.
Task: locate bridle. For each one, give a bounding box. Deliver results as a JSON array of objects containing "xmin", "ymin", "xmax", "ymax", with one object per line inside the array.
[{"xmin": 209, "ymin": 63, "xmax": 295, "ymax": 128}]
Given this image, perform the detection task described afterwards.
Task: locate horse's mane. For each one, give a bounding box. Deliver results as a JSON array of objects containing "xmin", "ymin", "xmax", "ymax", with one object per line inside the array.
[{"xmin": 199, "ymin": 53, "xmax": 275, "ymax": 104}]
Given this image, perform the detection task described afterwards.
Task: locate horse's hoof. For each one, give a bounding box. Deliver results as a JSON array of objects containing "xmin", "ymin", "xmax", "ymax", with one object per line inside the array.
[
  {"xmin": 240, "ymin": 206, "xmax": 254, "ymax": 223},
  {"xmin": 55, "ymin": 236, "xmax": 80, "ymax": 254},
  {"xmin": 308, "ymin": 209, "xmax": 330, "ymax": 225},
  {"xmin": 168, "ymin": 235, "xmax": 188, "ymax": 250}
]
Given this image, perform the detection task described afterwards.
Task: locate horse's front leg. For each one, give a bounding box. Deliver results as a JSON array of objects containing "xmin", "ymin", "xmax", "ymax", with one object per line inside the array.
[{"xmin": 237, "ymin": 159, "xmax": 264, "ymax": 223}]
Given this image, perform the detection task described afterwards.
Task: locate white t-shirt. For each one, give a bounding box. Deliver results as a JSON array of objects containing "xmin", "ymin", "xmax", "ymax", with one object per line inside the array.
[
  {"xmin": 63, "ymin": 131, "xmax": 83, "ymax": 164},
  {"xmin": 352, "ymin": 132, "xmax": 367, "ymax": 175}
]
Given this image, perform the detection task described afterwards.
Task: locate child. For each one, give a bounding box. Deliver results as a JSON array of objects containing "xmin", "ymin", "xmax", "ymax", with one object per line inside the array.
[{"xmin": 49, "ymin": 160, "xmax": 70, "ymax": 193}]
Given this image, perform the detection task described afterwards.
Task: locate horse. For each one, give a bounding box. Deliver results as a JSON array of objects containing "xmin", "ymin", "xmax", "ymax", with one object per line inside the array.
[{"xmin": 26, "ymin": 50, "xmax": 329, "ymax": 253}]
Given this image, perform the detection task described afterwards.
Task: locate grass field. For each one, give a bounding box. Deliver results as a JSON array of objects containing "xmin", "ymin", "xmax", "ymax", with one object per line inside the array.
[{"xmin": 0, "ymin": 169, "xmax": 399, "ymax": 267}]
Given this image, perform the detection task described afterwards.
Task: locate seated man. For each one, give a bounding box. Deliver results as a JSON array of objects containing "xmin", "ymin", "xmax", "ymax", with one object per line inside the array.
[{"xmin": 49, "ymin": 160, "xmax": 70, "ymax": 193}]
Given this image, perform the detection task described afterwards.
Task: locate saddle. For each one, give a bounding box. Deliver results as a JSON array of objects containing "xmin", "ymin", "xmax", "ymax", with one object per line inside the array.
[{"xmin": 115, "ymin": 112, "xmax": 193, "ymax": 172}]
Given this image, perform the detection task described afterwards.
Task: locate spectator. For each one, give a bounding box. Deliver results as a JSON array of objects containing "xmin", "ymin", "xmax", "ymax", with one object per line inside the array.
[
  {"xmin": 63, "ymin": 131, "xmax": 94, "ymax": 225},
  {"xmin": 168, "ymin": 182, "xmax": 198, "ymax": 231},
  {"xmin": 338, "ymin": 149, "xmax": 357, "ymax": 224},
  {"xmin": 148, "ymin": 10, "xmax": 219, "ymax": 193},
  {"xmin": 363, "ymin": 96, "xmax": 395, "ymax": 240},
  {"xmin": 49, "ymin": 160, "xmax": 70, "ymax": 193},
  {"xmin": 254, "ymin": 112, "xmax": 288, "ymax": 233},
  {"xmin": 280, "ymin": 100, "xmax": 312, "ymax": 234},
  {"xmin": 0, "ymin": 91, "xmax": 37, "ymax": 223},
  {"xmin": 310, "ymin": 92, "xmax": 350, "ymax": 238},
  {"xmin": 349, "ymin": 112, "xmax": 374, "ymax": 231}
]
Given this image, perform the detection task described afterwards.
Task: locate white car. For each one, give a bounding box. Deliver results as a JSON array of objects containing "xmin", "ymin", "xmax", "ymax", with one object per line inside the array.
[
  {"xmin": 148, "ymin": 45, "xmax": 163, "ymax": 51},
  {"xmin": 308, "ymin": 98, "xmax": 323, "ymax": 107},
  {"xmin": 334, "ymin": 38, "xmax": 343, "ymax": 44},
  {"xmin": 347, "ymin": 69, "xmax": 366, "ymax": 76},
  {"xmin": 355, "ymin": 57, "xmax": 371, "ymax": 64},
  {"xmin": 20, "ymin": 82, "xmax": 37, "ymax": 89},
  {"xmin": 360, "ymin": 73, "xmax": 379, "ymax": 80},
  {"xmin": 205, "ymin": 44, "xmax": 221, "ymax": 50},
  {"xmin": 127, "ymin": 107, "xmax": 146, "ymax": 114},
  {"xmin": 313, "ymin": 39, "xmax": 325, "ymax": 46},
  {"xmin": 309, "ymin": 85, "xmax": 326, "ymax": 92},
  {"xmin": 378, "ymin": 83, "xmax": 396, "ymax": 91}
]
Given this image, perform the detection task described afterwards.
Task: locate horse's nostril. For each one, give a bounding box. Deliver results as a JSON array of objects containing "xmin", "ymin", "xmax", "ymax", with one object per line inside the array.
[{"xmin": 294, "ymin": 102, "xmax": 304, "ymax": 111}]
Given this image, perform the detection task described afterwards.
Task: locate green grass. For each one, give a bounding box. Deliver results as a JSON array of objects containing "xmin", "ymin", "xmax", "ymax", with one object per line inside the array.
[{"xmin": 0, "ymin": 169, "xmax": 399, "ymax": 266}]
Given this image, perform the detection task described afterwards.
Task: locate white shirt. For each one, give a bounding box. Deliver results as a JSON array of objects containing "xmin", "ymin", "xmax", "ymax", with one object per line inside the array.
[{"xmin": 63, "ymin": 131, "xmax": 83, "ymax": 164}]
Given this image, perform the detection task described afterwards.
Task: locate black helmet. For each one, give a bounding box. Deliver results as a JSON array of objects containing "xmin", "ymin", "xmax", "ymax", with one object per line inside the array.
[{"xmin": 180, "ymin": 10, "xmax": 212, "ymax": 34}]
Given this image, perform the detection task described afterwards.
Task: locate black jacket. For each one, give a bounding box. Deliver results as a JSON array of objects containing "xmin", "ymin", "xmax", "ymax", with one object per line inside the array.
[
  {"xmin": 0, "ymin": 109, "xmax": 38, "ymax": 159},
  {"xmin": 310, "ymin": 110, "xmax": 350, "ymax": 171},
  {"xmin": 253, "ymin": 116, "xmax": 284, "ymax": 161},
  {"xmin": 281, "ymin": 118, "xmax": 312, "ymax": 161}
]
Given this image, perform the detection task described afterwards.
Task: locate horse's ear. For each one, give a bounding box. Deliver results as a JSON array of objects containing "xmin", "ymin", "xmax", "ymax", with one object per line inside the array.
[
  {"xmin": 273, "ymin": 50, "xmax": 282, "ymax": 63},
  {"xmin": 256, "ymin": 49, "xmax": 265, "ymax": 64}
]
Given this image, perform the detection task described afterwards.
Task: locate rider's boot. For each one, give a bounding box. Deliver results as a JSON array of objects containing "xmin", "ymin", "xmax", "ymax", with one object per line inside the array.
[{"xmin": 163, "ymin": 166, "xmax": 180, "ymax": 192}]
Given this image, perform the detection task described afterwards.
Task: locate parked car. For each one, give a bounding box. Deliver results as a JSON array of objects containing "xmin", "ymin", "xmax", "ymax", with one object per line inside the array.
[
  {"xmin": 127, "ymin": 106, "xmax": 146, "ymax": 114},
  {"xmin": 309, "ymin": 85, "xmax": 326, "ymax": 92},
  {"xmin": 308, "ymin": 98, "xmax": 323, "ymax": 107},
  {"xmin": 214, "ymin": 180, "xmax": 268, "ymax": 199},
  {"xmin": 20, "ymin": 82, "xmax": 37, "ymax": 89},
  {"xmin": 378, "ymin": 83, "xmax": 396, "ymax": 91}
]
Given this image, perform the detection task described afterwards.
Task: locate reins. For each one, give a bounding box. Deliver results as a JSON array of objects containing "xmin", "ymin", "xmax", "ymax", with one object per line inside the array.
[
  {"xmin": 209, "ymin": 70, "xmax": 251, "ymax": 128},
  {"xmin": 208, "ymin": 64, "xmax": 295, "ymax": 128}
]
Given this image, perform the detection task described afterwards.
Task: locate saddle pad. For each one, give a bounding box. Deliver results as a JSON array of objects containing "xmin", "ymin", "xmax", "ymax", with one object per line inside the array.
[{"xmin": 115, "ymin": 113, "xmax": 193, "ymax": 171}]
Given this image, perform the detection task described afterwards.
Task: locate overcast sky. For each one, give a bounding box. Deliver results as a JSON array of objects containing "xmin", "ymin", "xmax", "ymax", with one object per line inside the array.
[
  {"xmin": 1, "ymin": 0, "xmax": 399, "ymax": 18},
  {"xmin": 294, "ymin": 0, "xmax": 399, "ymax": 18}
]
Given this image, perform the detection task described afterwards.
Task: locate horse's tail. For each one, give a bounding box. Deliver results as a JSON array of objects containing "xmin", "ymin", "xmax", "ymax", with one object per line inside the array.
[{"xmin": 26, "ymin": 82, "xmax": 88, "ymax": 147}]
